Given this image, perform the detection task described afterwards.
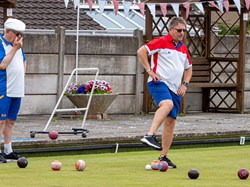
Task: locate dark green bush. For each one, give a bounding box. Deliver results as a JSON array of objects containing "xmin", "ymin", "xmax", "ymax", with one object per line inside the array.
[
  {"xmin": 218, "ymin": 22, "xmax": 250, "ymax": 35},
  {"xmin": 218, "ymin": 24, "xmax": 239, "ymax": 35}
]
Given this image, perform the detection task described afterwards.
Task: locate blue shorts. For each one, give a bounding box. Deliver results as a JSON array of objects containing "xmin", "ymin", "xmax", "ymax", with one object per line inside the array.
[
  {"xmin": 147, "ymin": 81, "xmax": 181, "ymax": 119},
  {"xmin": 0, "ymin": 94, "xmax": 21, "ymax": 120}
]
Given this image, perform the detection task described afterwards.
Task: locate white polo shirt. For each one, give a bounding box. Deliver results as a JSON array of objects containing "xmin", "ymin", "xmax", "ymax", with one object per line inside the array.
[
  {"xmin": 0, "ymin": 36, "xmax": 26, "ymax": 97},
  {"xmin": 145, "ymin": 34, "xmax": 192, "ymax": 94}
]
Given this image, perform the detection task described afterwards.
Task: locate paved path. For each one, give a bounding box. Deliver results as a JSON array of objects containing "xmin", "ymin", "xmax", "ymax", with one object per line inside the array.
[{"xmin": 11, "ymin": 113, "xmax": 250, "ymax": 147}]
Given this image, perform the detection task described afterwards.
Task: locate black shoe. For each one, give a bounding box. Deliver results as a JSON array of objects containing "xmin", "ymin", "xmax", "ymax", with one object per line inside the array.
[
  {"xmin": 140, "ymin": 134, "xmax": 162, "ymax": 150},
  {"xmin": 0, "ymin": 153, "xmax": 7, "ymax": 163},
  {"xmin": 3, "ymin": 152, "xmax": 22, "ymax": 160},
  {"xmin": 159, "ymin": 156, "xmax": 177, "ymax": 168}
]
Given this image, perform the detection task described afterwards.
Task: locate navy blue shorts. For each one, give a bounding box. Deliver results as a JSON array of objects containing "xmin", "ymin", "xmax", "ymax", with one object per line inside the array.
[
  {"xmin": 0, "ymin": 94, "xmax": 21, "ymax": 120},
  {"xmin": 147, "ymin": 81, "xmax": 181, "ymax": 119}
]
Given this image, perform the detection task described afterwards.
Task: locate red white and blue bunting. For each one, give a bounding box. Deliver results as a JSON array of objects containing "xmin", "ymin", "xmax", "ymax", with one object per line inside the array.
[{"xmin": 64, "ymin": 0, "xmax": 250, "ymax": 18}]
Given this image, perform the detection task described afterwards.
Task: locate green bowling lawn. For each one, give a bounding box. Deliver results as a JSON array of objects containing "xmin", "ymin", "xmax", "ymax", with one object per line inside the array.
[{"xmin": 0, "ymin": 145, "xmax": 249, "ymax": 187}]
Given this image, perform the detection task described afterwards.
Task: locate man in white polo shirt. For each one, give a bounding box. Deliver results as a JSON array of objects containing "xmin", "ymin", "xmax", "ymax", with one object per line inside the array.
[
  {"xmin": 0, "ymin": 18, "xmax": 26, "ymax": 163},
  {"xmin": 137, "ymin": 17, "xmax": 193, "ymax": 168}
]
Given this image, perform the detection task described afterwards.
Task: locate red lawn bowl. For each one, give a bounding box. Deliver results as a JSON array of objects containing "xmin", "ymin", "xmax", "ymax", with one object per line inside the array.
[
  {"xmin": 158, "ymin": 161, "xmax": 168, "ymax": 172},
  {"xmin": 238, "ymin": 168, "xmax": 249, "ymax": 180},
  {"xmin": 48, "ymin": 131, "xmax": 59, "ymax": 140}
]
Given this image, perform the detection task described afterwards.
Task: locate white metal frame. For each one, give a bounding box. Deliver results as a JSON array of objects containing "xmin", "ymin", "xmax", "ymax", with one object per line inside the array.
[
  {"xmin": 42, "ymin": 4, "xmax": 100, "ymax": 133},
  {"xmin": 43, "ymin": 67, "xmax": 99, "ymax": 131},
  {"xmin": 43, "ymin": 2, "xmax": 99, "ymax": 132}
]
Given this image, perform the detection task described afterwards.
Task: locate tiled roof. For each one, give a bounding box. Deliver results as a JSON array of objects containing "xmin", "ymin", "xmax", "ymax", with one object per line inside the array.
[{"xmin": 0, "ymin": 0, "xmax": 105, "ymax": 30}]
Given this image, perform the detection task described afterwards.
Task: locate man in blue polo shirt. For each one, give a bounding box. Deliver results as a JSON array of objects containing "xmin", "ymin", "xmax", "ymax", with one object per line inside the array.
[{"xmin": 0, "ymin": 18, "xmax": 26, "ymax": 163}]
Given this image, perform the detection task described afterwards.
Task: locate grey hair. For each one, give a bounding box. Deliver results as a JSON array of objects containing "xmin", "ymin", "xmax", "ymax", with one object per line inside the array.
[{"xmin": 168, "ymin": 17, "xmax": 186, "ymax": 29}]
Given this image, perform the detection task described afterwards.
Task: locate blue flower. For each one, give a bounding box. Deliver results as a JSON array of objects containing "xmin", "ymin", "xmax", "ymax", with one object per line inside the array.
[{"xmin": 78, "ymin": 85, "xmax": 86, "ymax": 94}]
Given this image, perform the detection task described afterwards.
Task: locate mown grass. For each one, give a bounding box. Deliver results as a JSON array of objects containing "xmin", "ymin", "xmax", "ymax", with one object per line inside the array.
[{"xmin": 0, "ymin": 145, "xmax": 249, "ymax": 187}]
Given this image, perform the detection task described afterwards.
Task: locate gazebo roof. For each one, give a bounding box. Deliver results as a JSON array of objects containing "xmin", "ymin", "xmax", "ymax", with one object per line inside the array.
[{"xmin": 0, "ymin": 0, "xmax": 16, "ymax": 8}]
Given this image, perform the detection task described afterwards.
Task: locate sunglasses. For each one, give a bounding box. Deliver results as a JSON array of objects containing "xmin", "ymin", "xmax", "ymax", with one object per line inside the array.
[
  {"xmin": 9, "ymin": 29, "xmax": 22, "ymax": 37},
  {"xmin": 173, "ymin": 28, "xmax": 187, "ymax": 33}
]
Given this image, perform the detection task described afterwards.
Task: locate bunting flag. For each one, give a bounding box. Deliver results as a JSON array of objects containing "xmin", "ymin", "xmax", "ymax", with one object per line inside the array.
[
  {"xmin": 223, "ymin": 0, "xmax": 229, "ymax": 12},
  {"xmin": 112, "ymin": 0, "xmax": 119, "ymax": 14},
  {"xmin": 171, "ymin": 3, "xmax": 179, "ymax": 17},
  {"xmin": 183, "ymin": 3, "xmax": 190, "ymax": 19},
  {"xmin": 232, "ymin": 0, "xmax": 241, "ymax": 13},
  {"xmin": 99, "ymin": 0, "xmax": 106, "ymax": 14},
  {"xmin": 160, "ymin": 3, "xmax": 167, "ymax": 17},
  {"xmin": 136, "ymin": 2, "xmax": 145, "ymax": 16},
  {"xmin": 194, "ymin": 2, "xmax": 205, "ymax": 14},
  {"xmin": 73, "ymin": 0, "xmax": 79, "ymax": 9},
  {"xmin": 208, "ymin": 1, "xmax": 220, "ymax": 10},
  {"xmin": 123, "ymin": 1, "xmax": 132, "ymax": 17},
  {"xmin": 217, "ymin": 0, "xmax": 224, "ymax": 12},
  {"xmin": 64, "ymin": 0, "xmax": 69, "ymax": 8},
  {"xmin": 87, "ymin": 0, "xmax": 93, "ymax": 12},
  {"xmin": 245, "ymin": 0, "xmax": 250, "ymax": 10},
  {"xmin": 147, "ymin": 3, "xmax": 156, "ymax": 18},
  {"xmin": 68, "ymin": 0, "xmax": 249, "ymax": 19}
]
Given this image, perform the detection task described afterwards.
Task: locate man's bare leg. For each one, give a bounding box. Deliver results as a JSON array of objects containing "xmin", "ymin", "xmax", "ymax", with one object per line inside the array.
[
  {"xmin": 159, "ymin": 117, "xmax": 177, "ymax": 168},
  {"xmin": 141, "ymin": 100, "xmax": 173, "ymax": 150}
]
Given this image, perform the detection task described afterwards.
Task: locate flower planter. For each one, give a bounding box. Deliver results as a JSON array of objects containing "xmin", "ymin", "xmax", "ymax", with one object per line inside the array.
[{"xmin": 66, "ymin": 94, "xmax": 119, "ymax": 115}]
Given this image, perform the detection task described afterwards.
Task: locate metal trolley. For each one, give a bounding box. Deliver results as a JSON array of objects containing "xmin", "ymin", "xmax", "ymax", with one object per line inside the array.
[{"xmin": 30, "ymin": 67, "xmax": 99, "ymax": 139}]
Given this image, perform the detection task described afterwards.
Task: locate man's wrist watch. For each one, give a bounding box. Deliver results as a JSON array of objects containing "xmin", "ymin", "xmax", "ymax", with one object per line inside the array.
[
  {"xmin": 183, "ymin": 82, "xmax": 189, "ymax": 87},
  {"xmin": 146, "ymin": 68, "xmax": 152, "ymax": 73}
]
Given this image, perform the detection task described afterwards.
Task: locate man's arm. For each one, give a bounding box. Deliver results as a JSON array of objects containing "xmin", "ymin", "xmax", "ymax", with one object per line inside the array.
[
  {"xmin": 137, "ymin": 46, "xmax": 161, "ymax": 81},
  {"xmin": 177, "ymin": 67, "xmax": 193, "ymax": 97},
  {"xmin": 0, "ymin": 37, "xmax": 23, "ymax": 70},
  {"xmin": 137, "ymin": 46, "xmax": 151, "ymax": 71},
  {"xmin": 183, "ymin": 67, "xmax": 193, "ymax": 84}
]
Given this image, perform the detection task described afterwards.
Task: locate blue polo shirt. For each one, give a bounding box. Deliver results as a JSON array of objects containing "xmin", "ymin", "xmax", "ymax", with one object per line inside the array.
[{"xmin": 0, "ymin": 34, "xmax": 26, "ymax": 96}]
